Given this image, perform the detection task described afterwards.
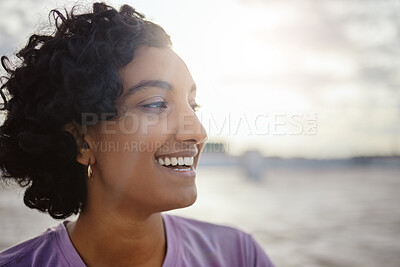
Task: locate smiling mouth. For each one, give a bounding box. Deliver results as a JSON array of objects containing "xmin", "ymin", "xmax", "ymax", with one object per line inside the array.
[{"xmin": 154, "ymin": 156, "xmax": 195, "ymax": 171}]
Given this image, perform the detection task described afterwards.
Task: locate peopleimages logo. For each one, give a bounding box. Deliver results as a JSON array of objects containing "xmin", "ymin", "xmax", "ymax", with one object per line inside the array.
[
  {"xmin": 81, "ymin": 112, "xmax": 318, "ymax": 136},
  {"xmin": 198, "ymin": 112, "xmax": 317, "ymax": 136}
]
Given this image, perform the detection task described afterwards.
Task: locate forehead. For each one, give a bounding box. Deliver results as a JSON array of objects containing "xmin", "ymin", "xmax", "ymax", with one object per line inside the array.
[{"xmin": 118, "ymin": 46, "xmax": 194, "ymax": 92}]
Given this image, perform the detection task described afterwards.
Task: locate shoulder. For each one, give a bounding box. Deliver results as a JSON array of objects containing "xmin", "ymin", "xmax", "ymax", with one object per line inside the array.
[
  {"xmin": 163, "ymin": 214, "xmax": 275, "ymax": 267},
  {"xmin": 0, "ymin": 222, "xmax": 70, "ymax": 267}
]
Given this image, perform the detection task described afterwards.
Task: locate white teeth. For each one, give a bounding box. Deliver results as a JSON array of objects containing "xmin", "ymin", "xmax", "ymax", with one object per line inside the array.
[
  {"xmin": 184, "ymin": 157, "xmax": 193, "ymax": 165},
  {"xmin": 156, "ymin": 156, "xmax": 194, "ymax": 166},
  {"xmin": 171, "ymin": 157, "xmax": 178, "ymax": 166},
  {"xmin": 172, "ymin": 168, "xmax": 190, "ymax": 171}
]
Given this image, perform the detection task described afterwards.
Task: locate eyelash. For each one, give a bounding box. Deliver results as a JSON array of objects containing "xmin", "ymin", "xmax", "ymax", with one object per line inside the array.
[
  {"xmin": 191, "ymin": 104, "xmax": 201, "ymax": 112},
  {"xmin": 142, "ymin": 101, "xmax": 201, "ymax": 112},
  {"xmin": 142, "ymin": 101, "xmax": 168, "ymax": 109}
]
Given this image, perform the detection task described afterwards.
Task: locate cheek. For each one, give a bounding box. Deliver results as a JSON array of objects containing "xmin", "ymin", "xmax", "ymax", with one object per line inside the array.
[
  {"xmin": 124, "ymin": 113, "xmax": 169, "ymax": 152},
  {"xmin": 118, "ymin": 112, "xmax": 168, "ymax": 136},
  {"xmin": 99, "ymin": 113, "xmax": 169, "ymax": 150},
  {"xmin": 93, "ymin": 115, "xmax": 169, "ymax": 183}
]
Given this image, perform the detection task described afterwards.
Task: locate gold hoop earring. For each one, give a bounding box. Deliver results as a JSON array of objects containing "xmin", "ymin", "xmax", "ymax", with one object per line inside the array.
[{"xmin": 87, "ymin": 158, "xmax": 93, "ymax": 179}]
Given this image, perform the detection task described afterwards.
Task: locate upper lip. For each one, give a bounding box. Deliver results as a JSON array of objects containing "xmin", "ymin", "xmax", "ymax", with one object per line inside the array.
[{"xmin": 155, "ymin": 149, "xmax": 198, "ymax": 159}]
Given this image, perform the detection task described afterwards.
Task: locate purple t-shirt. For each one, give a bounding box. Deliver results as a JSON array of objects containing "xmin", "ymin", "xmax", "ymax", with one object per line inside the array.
[{"xmin": 0, "ymin": 214, "xmax": 275, "ymax": 267}]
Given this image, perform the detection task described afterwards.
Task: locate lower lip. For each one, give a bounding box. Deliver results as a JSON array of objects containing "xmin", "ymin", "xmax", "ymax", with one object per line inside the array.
[{"xmin": 155, "ymin": 160, "xmax": 196, "ymax": 178}]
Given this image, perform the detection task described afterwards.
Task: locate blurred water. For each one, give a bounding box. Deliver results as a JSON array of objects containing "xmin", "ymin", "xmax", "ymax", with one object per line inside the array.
[{"xmin": 1, "ymin": 161, "xmax": 400, "ymax": 267}]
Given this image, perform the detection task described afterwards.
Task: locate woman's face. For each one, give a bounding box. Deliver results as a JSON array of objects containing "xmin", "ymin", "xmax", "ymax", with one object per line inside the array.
[{"xmin": 87, "ymin": 46, "xmax": 207, "ymax": 215}]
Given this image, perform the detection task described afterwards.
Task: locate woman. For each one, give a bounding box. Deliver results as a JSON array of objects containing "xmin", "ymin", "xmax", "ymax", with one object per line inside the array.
[{"xmin": 0, "ymin": 3, "xmax": 274, "ymax": 266}]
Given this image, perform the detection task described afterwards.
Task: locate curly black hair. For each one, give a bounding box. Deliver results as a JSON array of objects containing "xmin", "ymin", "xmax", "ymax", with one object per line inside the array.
[{"xmin": 0, "ymin": 2, "xmax": 171, "ymax": 219}]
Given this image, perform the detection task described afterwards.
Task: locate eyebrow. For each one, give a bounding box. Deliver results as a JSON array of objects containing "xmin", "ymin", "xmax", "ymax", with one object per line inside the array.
[{"xmin": 125, "ymin": 79, "xmax": 197, "ymax": 96}]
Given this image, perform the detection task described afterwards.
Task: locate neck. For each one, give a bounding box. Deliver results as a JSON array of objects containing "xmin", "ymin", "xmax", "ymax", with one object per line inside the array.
[{"xmin": 67, "ymin": 208, "xmax": 167, "ymax": 267}]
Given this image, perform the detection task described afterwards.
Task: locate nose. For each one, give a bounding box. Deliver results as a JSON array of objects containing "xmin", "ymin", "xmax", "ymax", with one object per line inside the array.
[{"xmin": 174, "ymin": 108, "xmax": 208, "ymax": 145}]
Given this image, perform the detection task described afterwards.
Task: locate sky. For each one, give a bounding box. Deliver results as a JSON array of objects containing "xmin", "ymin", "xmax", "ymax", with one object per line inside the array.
[{"xmin": 0, "ymin": 0, "xmax": 399, "ymax": 158}]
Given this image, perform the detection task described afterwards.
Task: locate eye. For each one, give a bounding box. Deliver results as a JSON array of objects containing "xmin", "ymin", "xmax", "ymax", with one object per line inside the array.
[{"xmin": 142, "ymin": 101, "xmax": 168, "ymax": 109}]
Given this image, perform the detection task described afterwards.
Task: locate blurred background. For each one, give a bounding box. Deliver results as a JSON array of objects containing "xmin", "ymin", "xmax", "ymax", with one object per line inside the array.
[{"xmin": 1, "ymin": 0, "xmax": 399, "ymax": 266}]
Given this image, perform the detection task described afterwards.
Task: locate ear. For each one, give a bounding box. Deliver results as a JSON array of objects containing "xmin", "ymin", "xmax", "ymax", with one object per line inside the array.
[
  {"xmin": 62, "ymin": 121, "xmax": 96, "ymax": 166},
  {"xmin": 76, "ymin": 138, "xmax": 96, "ymax": 166}
]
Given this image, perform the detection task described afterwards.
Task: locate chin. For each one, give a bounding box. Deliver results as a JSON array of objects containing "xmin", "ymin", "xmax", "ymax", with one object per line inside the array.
[
  {"xmin": 177, "ymin": 186, "xmax": 198, "ymax": 208},
  {"xmin": 180, "ymin": 190, "xmax": 198, "ymax": 208},
  {"xmin": 161, "ymin": 187, "xmax": 198, "ymax": 211}
]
